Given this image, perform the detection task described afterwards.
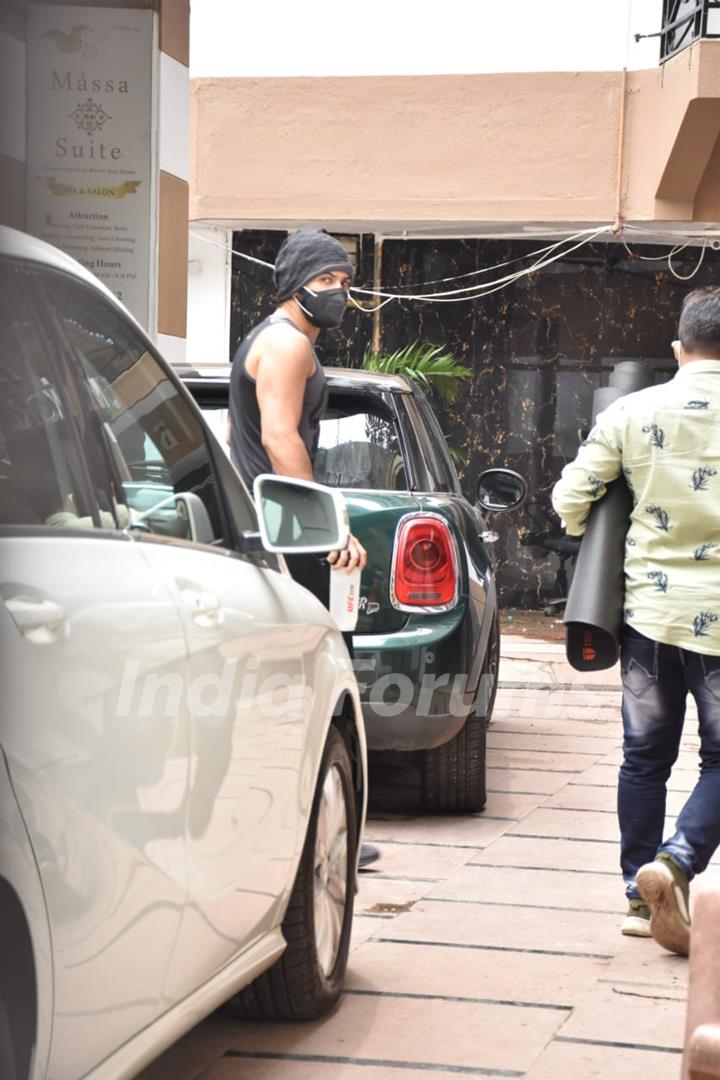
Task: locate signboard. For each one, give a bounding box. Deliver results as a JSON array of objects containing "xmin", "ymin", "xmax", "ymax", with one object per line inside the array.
[{"xmin": 26, "ymin": 5, "xmax": 156, "ymax": 329}]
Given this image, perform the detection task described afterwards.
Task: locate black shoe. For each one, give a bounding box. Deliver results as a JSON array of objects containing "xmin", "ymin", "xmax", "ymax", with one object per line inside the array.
[{"xmin": 359, "ymin": 842, "xmax": 380, "ymax": 870}]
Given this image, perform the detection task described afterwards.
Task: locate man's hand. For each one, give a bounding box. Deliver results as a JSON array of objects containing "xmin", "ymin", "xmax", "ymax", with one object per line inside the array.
[{"xmin": 327, "ymin": 533, "xmax": 367, "ymax": 573}]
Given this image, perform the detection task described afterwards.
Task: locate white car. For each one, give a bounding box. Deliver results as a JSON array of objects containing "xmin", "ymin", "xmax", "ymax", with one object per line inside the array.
[{"xmin": 0, "ymin": 227, "xmax": 367, "ymax": 1080}]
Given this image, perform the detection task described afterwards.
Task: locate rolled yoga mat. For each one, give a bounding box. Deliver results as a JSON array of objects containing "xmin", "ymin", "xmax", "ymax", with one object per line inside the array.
[{"xmin": 563, "ymin": 361, "xmax": 653, "ymax": 671}]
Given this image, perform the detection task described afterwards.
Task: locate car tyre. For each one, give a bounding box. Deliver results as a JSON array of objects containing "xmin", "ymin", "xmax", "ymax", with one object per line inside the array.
[
  {"xmin": 232, "ymin": 725, "xmax": 357, "ymax": 1020},
  {"xmin": 420, "ymin": 612, "xmax": 498, "ymax": 813}
]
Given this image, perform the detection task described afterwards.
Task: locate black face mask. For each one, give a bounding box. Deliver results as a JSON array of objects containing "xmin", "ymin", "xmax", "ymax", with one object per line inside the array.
[{"xmin": 296, "ymin": 286, "xmax": 348, "ymax": 329}]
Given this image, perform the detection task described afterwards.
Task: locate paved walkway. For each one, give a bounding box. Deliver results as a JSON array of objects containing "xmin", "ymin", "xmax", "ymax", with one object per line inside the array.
[{"xmin": 142, "ymin": 635, "xmax": 719, "ymax": 1080}]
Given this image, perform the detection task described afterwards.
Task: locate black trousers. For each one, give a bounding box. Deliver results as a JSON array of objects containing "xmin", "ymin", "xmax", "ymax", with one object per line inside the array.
[{"xmin": 284, "ymin": 553, "xmax": 355, "ymax": 658}]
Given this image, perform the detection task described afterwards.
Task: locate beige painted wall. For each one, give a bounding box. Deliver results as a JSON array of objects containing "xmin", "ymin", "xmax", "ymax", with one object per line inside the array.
[{"xmin": 190, "ymin": 40, "xmax": 720, "ymax": 230}]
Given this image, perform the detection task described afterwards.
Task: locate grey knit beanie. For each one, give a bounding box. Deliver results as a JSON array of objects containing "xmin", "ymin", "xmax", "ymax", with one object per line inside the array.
[{"xmin": 274, "ymin": 228, "xmax": 354, "ymax": 302}]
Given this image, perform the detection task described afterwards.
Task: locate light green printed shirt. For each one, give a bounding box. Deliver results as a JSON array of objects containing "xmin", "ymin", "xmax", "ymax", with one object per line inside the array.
[{"xmin": 552, "ymin": 361, "xmax": 720, "ymax": 655}]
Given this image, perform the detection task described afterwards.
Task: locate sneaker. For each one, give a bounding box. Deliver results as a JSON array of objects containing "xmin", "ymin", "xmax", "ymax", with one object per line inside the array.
[
  {"xmin": 621, "ymin": 899, "xmax": 652, "ymax": 937},
  {"xmin": 636, "ymin": 854, "xmax": 691, "ymax": 956},
  {"xmin": 358, "ymin": 842, "xmax": 380, "ymax": 871}
]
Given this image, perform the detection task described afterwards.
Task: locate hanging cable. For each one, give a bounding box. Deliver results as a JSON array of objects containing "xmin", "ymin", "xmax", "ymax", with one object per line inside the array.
[
  {"xmin": 191, "ymin": 225, "xmax": 607, "ymax": 294},
  {"xmin": 190, "ymin": 226, "xmax": 713, "ymax": 307},
  {"xmin": 350, "ymin": 226, "xmax": 612, "ymax": 303},
  {"xmin": 668, "ymin": 241, "xmax": 708, "ymax": 281},
  {"xmin": 622, "ymin": 240, "xmax": 691, "ymax": 262},
  {"xmin": 347, "ymin": 293, "xmax": 395, "ymax": 314},
  {"xmin": 370, "ymin": 226, "xmax": 608, "ymax": 290},
  {"xmin": 190, "ymin": 230, "xmax": 275, "ymax": 269}
]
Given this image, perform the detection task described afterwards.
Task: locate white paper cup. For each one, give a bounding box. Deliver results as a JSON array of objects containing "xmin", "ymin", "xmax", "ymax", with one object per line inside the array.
[{"xmin": 329, "ymin": 565, "xmax": 361, "ymax": 632}]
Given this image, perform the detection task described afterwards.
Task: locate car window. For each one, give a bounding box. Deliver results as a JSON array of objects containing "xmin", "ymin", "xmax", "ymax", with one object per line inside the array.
[
  {"xmin": 0, "ymin": 262, "xmax": 105, "ymax": 531},
  {"xmin": 42, "ymin": 274, "xmax": 228, "ymax": 548},
  {"xmin": 198, "ymin": 401, "xmax": 230, "ymax": 457},
  {"xmin": 406, "ymin": 394, "xmax": 460, "ymax": 494},
  {"xmin": 315, "ymin": 394, "xmax": 407, "ymax": 490}
]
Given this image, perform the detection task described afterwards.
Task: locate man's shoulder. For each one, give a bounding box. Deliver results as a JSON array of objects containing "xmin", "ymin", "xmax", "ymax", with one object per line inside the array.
[
  {"xmin": 248, "ymin": 319, "xmax": 314, "ymax": 381},
  {"xmin": 255, "ymin": 318, "xmax": 311, "ymax": 353},
  {"xmin": 602, "ymin": 381, "xmax": 673, "ymax": 418}
]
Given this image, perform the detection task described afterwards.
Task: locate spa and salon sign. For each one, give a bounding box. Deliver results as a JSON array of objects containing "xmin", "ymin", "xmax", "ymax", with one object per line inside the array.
[{"xmin": 26, "ymin": 5, "xmax": 155, "ymax": 328}]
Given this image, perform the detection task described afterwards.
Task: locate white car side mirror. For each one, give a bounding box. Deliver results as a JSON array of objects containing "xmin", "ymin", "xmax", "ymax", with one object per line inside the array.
[{"xmin": 253, "ymin": 474, "xmax": 350, "ymax": 555}]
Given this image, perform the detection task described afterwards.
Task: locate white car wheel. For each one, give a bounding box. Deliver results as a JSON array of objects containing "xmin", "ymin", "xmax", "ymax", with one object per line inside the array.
[{"xmin": 232, "ymin": 724, "xmax": 358, "ymax": 1020}]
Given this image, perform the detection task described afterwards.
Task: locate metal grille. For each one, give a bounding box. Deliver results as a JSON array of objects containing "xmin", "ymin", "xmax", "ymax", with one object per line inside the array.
[{"xmin": 661, "ymin": 0, "xmax": 720, "ymax": 61}]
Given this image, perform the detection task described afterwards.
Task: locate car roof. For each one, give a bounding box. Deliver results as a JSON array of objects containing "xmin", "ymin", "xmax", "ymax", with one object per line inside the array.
[
  {"xmin": 0, "ymin": 225, "xmax": 146, "ymax": 333},
  {"xmin": 179, "ymin": 364, "xmax": 414, "ymax": 394},
  {"xmin": 2, "ymin": 225, "xmax": 107, "ymax": 292}
]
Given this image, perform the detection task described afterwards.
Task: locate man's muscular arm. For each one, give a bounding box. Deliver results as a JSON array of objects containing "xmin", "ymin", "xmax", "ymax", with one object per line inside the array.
[
  {"xmin": 255, "ymin": 329, "xmax": 315, "ymax": 481},
  {"xmin": 254, "ymin": 326, "xmax": 367, "ymax": 572}
]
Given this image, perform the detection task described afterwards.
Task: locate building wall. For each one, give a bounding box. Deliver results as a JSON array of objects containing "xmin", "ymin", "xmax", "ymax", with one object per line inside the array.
[
  {"xmin": 190, "ymin": 40, "xmax": 720, "ymax": 232},
  {"xmin": 190, "ymin": 71, "xmax": 622, "ymax": 228}
]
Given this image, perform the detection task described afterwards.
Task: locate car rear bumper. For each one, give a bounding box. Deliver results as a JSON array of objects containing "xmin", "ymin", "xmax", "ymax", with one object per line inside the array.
[
  {"xmin": 361, "ymin": 703, "xmax": 472, "ymax": 751},
  {"xmin": 352, "ymin": 604, "xmax": 486, "ymax": 752}
]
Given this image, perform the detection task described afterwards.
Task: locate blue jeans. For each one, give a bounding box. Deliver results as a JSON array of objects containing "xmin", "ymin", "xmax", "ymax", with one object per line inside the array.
[{"xmin": 619, "ymin": 625, "xmax": 720, "ymax": 899}]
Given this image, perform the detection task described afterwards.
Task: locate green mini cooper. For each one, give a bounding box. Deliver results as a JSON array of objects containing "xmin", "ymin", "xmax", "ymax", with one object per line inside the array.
[{"xmin": 187, "ymin": 368, "xmax": 526, "ymax": 813}]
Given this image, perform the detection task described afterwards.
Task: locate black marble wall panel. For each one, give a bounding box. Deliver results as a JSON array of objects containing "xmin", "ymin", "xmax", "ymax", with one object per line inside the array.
[{"xmin": 230, "ymin": 231, "xmax": 720, "ymax": 608}]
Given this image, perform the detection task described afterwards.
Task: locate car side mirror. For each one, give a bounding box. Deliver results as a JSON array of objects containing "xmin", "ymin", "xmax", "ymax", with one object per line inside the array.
[
  {"xmin": 476, "ymin": 468, "xmax": 527, "ymax": 513},
  {"xmin": 131, "ymin": 491, "xmax": 215, "ymax": 544},
  {"xmin": 253, "ymin": 474, "xmax": 350, "ymax": 554}
]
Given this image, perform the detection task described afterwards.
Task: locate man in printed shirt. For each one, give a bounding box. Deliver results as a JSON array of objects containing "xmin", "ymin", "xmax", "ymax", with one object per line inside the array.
[{"xmin": 552, "ymin": 287, "xmax": 720, "ymax": 956}]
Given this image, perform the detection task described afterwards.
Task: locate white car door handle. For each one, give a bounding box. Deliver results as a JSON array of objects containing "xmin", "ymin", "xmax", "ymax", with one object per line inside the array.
[
  {"xmin": 4, "ymin": 594, "xmax": 66, "ymax": 640},
  {"xmin": 176, "ymin": 585, "xmax": 223, "ymax": 626}
]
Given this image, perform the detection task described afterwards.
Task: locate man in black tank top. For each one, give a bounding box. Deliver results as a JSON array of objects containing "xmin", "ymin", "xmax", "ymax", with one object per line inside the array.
[{"xmin": 229, "ymin": 228, "xmax": 378, "ymax": 868}]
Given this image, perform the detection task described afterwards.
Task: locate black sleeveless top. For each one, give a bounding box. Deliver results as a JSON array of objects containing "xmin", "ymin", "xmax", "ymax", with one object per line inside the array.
[{"xmin": 229, "ymin": 314, "xmax": 328, "ymax": 490}]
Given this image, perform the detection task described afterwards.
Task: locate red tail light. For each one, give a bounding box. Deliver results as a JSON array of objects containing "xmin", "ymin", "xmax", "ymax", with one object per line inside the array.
[{"xmin": 392, "ymin": 515, "xmax": 459, "ymax": 609}]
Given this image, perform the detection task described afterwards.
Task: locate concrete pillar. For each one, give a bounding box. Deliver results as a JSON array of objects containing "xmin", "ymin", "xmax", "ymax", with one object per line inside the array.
[
  {"xmin": 157, "ymin": 0, "xmax": 190, "ymax": 363},
  {"xmin": 187, "ymin": 225, "xmax": 232, "ymax": 368}
]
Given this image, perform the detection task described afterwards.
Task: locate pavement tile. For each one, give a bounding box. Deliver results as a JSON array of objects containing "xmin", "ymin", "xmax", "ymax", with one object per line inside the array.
[
  {"xmin": 547, "ymin": 784, "xmax": 691, "ymax": 817},
  {"xmin": 499, "ymin": 658, "xmax": 556, "ymax": 684},
  {"xmin": 488, "ymin": 748, "xmax": 601, "ymax": 772},
  {"xmin": 487, "ymin": 731, "xmax": 618, "ymax": 754},
  {"xmin": 578, "ymin": 763, "xmax": 695, "ymax": 791},
  {"xmin": 200, "ymin": 1061, "xmax": 479, "ymax": 1080},
  {"xmin": 424, "ymin": 865, "xmax": 622, "ymax": 913},
  {"xmin": 600, "ymin": 935, "xmax": 690, "ymax": 992},
  {"xmin": 482, "ymin": 790, "xmax": 548, "ymax": 818},
  {"xmin": 501, "ymin": 639, "xmax": 565, "ymax": 655},
  {"xmin": 346, "ymin": 938, "xmax": 606, "ymax": 1007},
  {"xmin": 473, "ymin": 834, "xmax": 621, "ymax": 874},
  {"xmin": 493, "ymin": 701, "xmax": 620, "ymax": 723},
  {"xmin": 380, "ymin": 898, "xmax": 624, "ymax": 955},
  {"xmin": 489, "ymin": 717, "xmax": 618, "ymax": 740},
  {"xmin": 495, "ymin": 688, "xmax": 620, "ymax": 709},
  {"xmin": 350, "ymin": 914, "xmax": 388, "ymax": 951},
  {"xmin": 356, "ymin": 841, "xmax": 480, "ymax": 882},
  {"xmin": 224, "ymin": 992, "xmax": 567, "ymax": 1074},
  {"xmin": 507, "ymin": 807, "xmax": 621, "ymax": 842},
  {"xmin": 490, "ymin": 720, "xmax": 619, "ymax": 741},
  {"xmin": 558, "ymin": 981, "xmax": 687, "ymax": 1049},
  {"xmin": 485, "ymin": 768, "xmax": 580, "ymax": 794},
  {"xmin": 356, "ymin": 874, "xmax": 441, "ymax": 916},
  {"xmin": 365, "ymin": 815, "xmax": 510, "ymax": 848},
  {"xmin": 522, "ymin": 1039, "xmax": 682, "ymax": 1079},
  {"xmin": 547, "ymin": 663, "xmax": 621, "ymax": 688}
]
